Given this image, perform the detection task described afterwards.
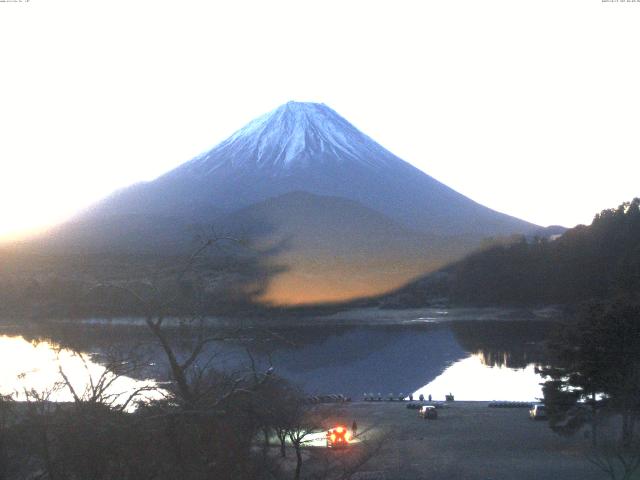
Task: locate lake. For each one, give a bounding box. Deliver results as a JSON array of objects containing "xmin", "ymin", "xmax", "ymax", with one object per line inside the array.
[{"xmin": 0, "ymin": 309, "xmax": 555, "ymax": 405}]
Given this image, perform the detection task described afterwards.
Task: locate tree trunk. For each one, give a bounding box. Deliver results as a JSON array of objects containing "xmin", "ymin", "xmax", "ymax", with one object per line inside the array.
[
  {"xmin": 294, "ymin": 444, "xmax": 302, "ymax": 480},
  {"xmin": 146, "ymin": 318, "xmax": 194, "ymax": 408}
]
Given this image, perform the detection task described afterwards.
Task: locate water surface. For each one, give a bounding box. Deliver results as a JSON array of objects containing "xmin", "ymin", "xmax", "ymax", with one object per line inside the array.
[{"xmin": 0, "ymin": 314, "xmax": 553, "ymax": 403}]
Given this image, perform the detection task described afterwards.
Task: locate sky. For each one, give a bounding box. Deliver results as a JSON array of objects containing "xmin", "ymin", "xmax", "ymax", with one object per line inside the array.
[{"xmin": 1, "ymin": 0, "xmax": 639, "ymax": 241}]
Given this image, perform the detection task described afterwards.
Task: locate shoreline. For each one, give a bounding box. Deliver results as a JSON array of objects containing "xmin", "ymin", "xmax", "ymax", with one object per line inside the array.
[{"xmin": 0, "ymin": 305, "xmax": 564, "ymax": 329}]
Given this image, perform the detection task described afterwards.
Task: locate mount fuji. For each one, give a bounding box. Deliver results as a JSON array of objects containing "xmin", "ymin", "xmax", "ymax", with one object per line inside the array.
[
  {"xmin": 37, "ymin": 102, "xmax": 538, "ymax": 304},
  {"xmin": 88, "ymin": 102, "xmax": 533, "ymax": 236}
]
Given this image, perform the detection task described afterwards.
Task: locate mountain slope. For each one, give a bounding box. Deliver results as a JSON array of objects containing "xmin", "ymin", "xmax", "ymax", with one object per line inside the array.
[
  {"xmin": 219, "ymin": 191, "xmax": 477, "ymax": 304},
  {"xmin": 87, "ymin": 102, "xmax": 536, "ymax": 237}
]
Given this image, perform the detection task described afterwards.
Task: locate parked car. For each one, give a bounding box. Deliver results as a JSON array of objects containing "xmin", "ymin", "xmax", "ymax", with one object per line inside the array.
[
  {"xmin": 529, "ymin": 403, "xmax": 547, "ymax": 420},
  {"xmin": 419, "ymin": 405, "xmax": 438, "ymax": 419}
]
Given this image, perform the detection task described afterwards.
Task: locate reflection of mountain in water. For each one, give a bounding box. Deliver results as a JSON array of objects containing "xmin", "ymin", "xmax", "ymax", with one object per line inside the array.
[
  {"xmin": 253, "ymin": 326, "xmax": 467, "ymax": 397},
  {"xmin": 450, "ymin": 320, "xmax": 552, "ymax": 369},
  {"xmin": 11, "ymin": 320, "xmax": 555, "ymax": 399},
  {"xmin": 15, "ymin": 323, "xmax": 468, "ymax": 399}
]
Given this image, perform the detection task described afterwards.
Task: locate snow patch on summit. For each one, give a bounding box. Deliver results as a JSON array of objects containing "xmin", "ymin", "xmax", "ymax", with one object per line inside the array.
[{"xmin": 182, "ymin": 102, "xmax": 406, "ymax": 177}]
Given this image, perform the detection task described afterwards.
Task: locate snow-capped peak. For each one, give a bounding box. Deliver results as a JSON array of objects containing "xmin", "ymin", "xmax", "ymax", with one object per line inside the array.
[{"xmin": 182, "ymin": 101, "xmax": 405, "ymax": 176}]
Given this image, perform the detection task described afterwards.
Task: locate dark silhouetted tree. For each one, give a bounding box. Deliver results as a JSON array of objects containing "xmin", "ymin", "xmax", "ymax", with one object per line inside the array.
[{"xmin": 540, "ymin": 302, "xmax": 640, "ymax": 480}]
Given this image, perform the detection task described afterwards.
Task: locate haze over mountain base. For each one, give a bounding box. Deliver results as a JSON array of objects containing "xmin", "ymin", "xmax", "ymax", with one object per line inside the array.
[{"xmin": 15, "ymin": 102, "xmax": 538, "ymax": 307}]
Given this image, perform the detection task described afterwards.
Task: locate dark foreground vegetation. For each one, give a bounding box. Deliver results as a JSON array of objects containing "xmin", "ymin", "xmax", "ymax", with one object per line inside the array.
[
  {"xmin": 540, "ymin": 302, "xmax": 640, "ymax": 480},
  {"xmin": 0, "ymin": 313, "xmax": 380, "ymax": 479},
  {"xmin": 389, "ymin": 198, "xmax": 640, "ymax": 307}
]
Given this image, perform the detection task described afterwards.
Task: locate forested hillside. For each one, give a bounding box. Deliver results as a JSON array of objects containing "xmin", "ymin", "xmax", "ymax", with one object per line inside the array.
[{"xmin": 388, "ymin": 199, "xmax": 640, "ymax": 307}]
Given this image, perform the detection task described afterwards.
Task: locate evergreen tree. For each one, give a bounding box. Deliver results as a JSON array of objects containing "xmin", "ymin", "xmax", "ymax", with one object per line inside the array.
[{"xmin": 540, "ymin": 303, "xmax": 640, "ymax": 446}]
